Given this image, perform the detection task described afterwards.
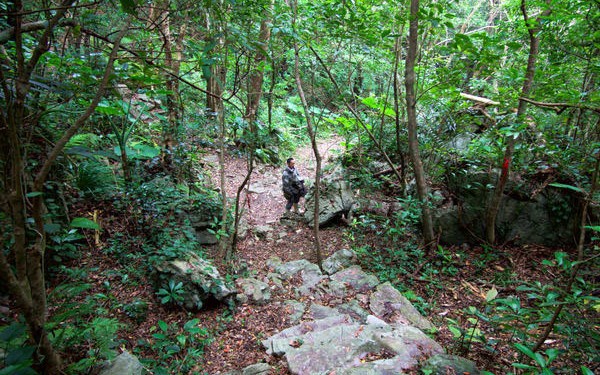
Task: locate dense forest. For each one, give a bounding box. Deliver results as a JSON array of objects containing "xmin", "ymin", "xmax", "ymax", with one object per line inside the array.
[{"xmin": 1, "ymin": 0, "xmax": 599, "ymax": 374}]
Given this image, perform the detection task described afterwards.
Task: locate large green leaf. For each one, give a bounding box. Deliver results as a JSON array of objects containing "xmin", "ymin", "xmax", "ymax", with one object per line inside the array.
[{"xmin": 70, "ymin": 217, "xmax": 100, "ymax": 230}]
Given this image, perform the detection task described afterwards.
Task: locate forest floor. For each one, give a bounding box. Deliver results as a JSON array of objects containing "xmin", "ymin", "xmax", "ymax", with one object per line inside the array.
[{"xmin": 41, "ymin": 137, "xmax": 596, "ymax": 374}]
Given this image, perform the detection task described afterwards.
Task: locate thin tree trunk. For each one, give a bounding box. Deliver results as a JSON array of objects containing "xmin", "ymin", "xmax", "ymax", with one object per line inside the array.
[
  {"xmin": 1, "ymin": 3, "xmax": 129, "ymax": 370},
  {"xmin": 245, "ymin": 4, "xmax": 272, "ymax": 125},
  {"xmin": 393, "ymin": 34, "xmax": 407, "ymax": 194},
  {"xmin": 533, "ymin": 151, "xmax": 599, "ymax": 352},
  {"xmin": 289, "ymin": 0, "xmax": 323, "ymax": 269},
  {"xmin": 485, "ymin": 0, "xmax": 551, "ymax": 244},
  {"xmin": 405, "ymin": 0, "xmax": 435, "ymax": 248},
  {"xmin": 310, "ymin": 47, "xmax": 404, "ymax": 187}
]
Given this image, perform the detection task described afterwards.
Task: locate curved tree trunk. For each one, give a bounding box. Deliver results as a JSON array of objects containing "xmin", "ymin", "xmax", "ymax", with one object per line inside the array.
[
  {"xmin": 405, "ymin": 0, "xmax": 435, "ymax": 248},
  {"xmin": 0, "ymin": 1, "xmax": 129, "ymax": 371},
  {"xmin": 485, "ymin": 0, "xmax": 551, "ymax": 244}
]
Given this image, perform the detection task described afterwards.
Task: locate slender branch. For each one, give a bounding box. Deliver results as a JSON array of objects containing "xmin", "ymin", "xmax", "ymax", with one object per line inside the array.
[
  {"xmin": 519, "ymin": 97, "xmax": 600, "ymax": 115},
  {"xmin": 309, "ymin": 46, "xmax": 404, "ymax": 186},
  {"xmin": 0, "ymin": 18, "xmax": 243, "ymax": 116}
]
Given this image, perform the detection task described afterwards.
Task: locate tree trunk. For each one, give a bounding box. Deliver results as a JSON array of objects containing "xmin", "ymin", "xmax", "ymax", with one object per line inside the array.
[
  {"xmin": 290, "ymin": 0, "xmax": 323, "ymax": 270},
  {"xmin": 205, "ymin": 12, "xmax": 226, "ymax": 115},
  {"xmin": 0, "ymin": 3, "xmax": 129, "ymax": 370},
  {"xmin": 245, "ymin": 5, "xmax": 272, "ymax": 126},
  {"xmin": 405, "ymin": 0, "xmax": 435, "ymax": 248},
  {"xmin": 485, "ymin": 0, "xmax": 551, "ymax": 244},
  {"xmin": 155, "ymin": 1, "xmax": 187, "ymax": 156},
  {"xmin": 393, "ymin": 34, "xmax": 407, "ymax": 194}
]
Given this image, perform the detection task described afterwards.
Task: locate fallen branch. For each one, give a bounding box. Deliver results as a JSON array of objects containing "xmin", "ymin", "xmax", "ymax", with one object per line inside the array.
[{"xmin": 460, "ymin": 92, "xmax": 500, "ymax": 106}]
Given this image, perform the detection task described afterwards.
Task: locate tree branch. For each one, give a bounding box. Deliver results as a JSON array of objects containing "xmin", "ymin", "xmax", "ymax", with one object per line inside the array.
[{"xmin": 519, "ymin": 96, "xmax": 600, "ymax": 115}]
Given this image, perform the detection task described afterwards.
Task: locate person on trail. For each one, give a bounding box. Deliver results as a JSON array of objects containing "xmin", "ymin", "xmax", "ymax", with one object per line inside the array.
[{"xmin": 282, "ymin": 157, "xmax": 306, "ymax": 215}]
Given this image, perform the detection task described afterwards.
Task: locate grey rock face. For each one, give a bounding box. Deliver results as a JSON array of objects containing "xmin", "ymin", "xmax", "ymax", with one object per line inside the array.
[
  {"xmin": 155, "ymin": 253, "xmax": 234, "ymax": 310},
  {"xmin": 284, "ymin": 300, "xmax": 306, "ymax": 324},
  {"xmin": 369, "ymin": 282, "xmax": 434, "ymax": 331},
  {"xmin": 322, "ymin": 249, "xmax": 358, "ymax": 275},
  {"xmin": 304, "ymin": 165, "xmax": 356, "ymax": 227},
  {"xmin": 242, "ymin": 362, "xmax": 271, "ymax": 375},
  {"xmin": 236, "ymin": 277, "xmax": 271, "ymax": 305},
  {"xmin": 435, "ymin": 170, "xmax": 581, "ymax": 245},
  {"xmin": 421, "ymin": 354, "xmax": 482, "ymax": 375},
  {"xmin": 330, "ymin": 265, "xmax": 380, "ymax": 293},
  {"xmin": 263, "ymin": 313, "xmax": 442, "ymax": 375},
  {"xmin": 98, "ymin": 351, "xmax": 142, "ymax": 375}
]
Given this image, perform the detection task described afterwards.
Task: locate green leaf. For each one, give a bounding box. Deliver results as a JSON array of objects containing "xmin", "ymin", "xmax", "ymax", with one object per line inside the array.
[
  {"xmin": 549, "ymin": 182, "xmax": 584, "ymax": 193},
  {"xmin": 581, "ymin": 366, "xmax": 594, "ymax": 375},
  {"xmin": 26, "ymin": 192, "xmax": 43, "ymax": 197},
  {"xmin": 95, "ymin": 101, "xmax": 124, "ymax": 115},
  {"xmin": 0, "ymin": 323, "xmax": 27, "ymax": 342},
  {"xmin": 158, "ymin": 320, "xmax": 169, "ymax": 332},
  {"xmin": 486, "ymin": 287, "xmax": 498, "ymax": 302},
  {"xmin": 120, "ymin": 0, "xmax": 137, "ymax": 15},
  {"xmin": 70, "ymin": 217, "xmax": 100, "ymax": 230},
  {"xmin": 514, "ymin": 343, "xmax": 546, "ymax": 367},
  {"xmin": 5, "ymin": 346, "xmax": 36, "ymax": 366}
]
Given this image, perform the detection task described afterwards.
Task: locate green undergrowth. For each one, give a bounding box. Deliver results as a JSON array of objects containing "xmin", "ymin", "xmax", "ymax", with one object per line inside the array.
[{"xmin": 348, "ymin": 202, "xmax": 599, "ymax": 374}]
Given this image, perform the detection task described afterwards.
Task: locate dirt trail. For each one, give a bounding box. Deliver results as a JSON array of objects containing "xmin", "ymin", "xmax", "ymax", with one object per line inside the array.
[
  {"xmin": 210, "ymin": 137, "xmax": 346, "ymax": 268},
  {"xmin": 201, "ymin": 138, "xmax": 348, "ymax": 373}
]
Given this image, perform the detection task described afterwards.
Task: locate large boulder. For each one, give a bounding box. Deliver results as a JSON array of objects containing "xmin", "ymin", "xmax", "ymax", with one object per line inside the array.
[
  {"xmin": 236, "ymin": 277, "xmax": 271, "ymax": 305},
  {"xmin": 98, "ymin": 351, "xmax": 142, "ymax": 375},
  {"xmin": 304, "ymin": 165, "xmax": 356, "ymax": 227},
  {"xmin": 369, "ymin": 282, "xmax": 434, "ymax": 331},
  {"xmin": 435, "ymin": 169, "xmax": 581, "ymax": 245},
  {"xmin": 262, "ymin": 314, "xmax": 442, "ymax": 375},
  {"xmin": 155, "ymin": 252, "xmax": 234, "ymax": 310},
  {"xmin": 421, "ymin": 354, "xmax": 481, "ymax": 375},
  {"xmin": 322, "ymin": 249, "xmax": 358, "ymax": 275}
]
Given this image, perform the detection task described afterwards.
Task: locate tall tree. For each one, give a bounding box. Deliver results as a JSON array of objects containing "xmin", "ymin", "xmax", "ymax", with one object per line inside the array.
[
  {"xmin": 405, "ymin": 0, "xmax": 435, "ymax": 247},
  {"xmin": 485, "ymin": 0, "xmax": 552, "ymax": 244},
  {"xmin": 0, "ymin": 1, "xmax": 130, "ymax": 372}
]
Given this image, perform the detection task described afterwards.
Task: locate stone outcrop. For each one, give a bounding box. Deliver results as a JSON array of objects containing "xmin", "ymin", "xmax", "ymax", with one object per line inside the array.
[
  {"xmin": 259, "ymin": 250, "xmax": 480, "ymax": 375},
  {"xmin": 155, "ymin": 252, "xmax": 234, "ymax": 310},
  {"xmin": 434, "ymin": 169, "xmax": 582, "ymax": 245},
  {"xmin": 98, "ymin": 351, "xmax": 142, "ymax": 375},
  {"xmin": 303, "ymin": 165, "xmax": 356, "ymax": 227}
]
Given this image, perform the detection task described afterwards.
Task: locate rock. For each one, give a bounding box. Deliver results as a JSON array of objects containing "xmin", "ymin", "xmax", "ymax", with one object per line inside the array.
[
  {"xmin": 372, "ymin": 325, "xmax": 443, "ymax": 363},
  {"xmin": 236, "ymin": 278, "xmax": 271, "ymax": 305},
  {"xmin": 369, "ymin": 282, "xmax": 434, "ymax": 331},
  {"xmin": 263, "ymin": 314, "xmax": 352, "ymax": 356},
  {"xmin": 275, "ymin": 259, "xmax": 322, "ymax": 280},
  {"xmin": 421, "ymin": 354, "xmax": 482, "ymax": 375},
  {"xmin": 253, "ymin": 225, "xmax": 273, "ymax": 240},
  {"xmin": 195, "ymin": 228, "xmax": 218, "ymax": 245},
  {"xmin": 322, "ymin": 249, "xmax": 358, "ymax": 275},
  {"xmin": 318, "ymin": 278, "xmax": 348, "ymax": 298},
  {"xmin": 436, "ymin": 169, "xmax": 581, "ymax": 246},
  {"xmin": 267, "ymin": 272, "xmax": 283, "ymax": 289},
  {"xmin": 264, "ymin": 313, "xmax": 440, "ymax": 375},
  {"xmin": 298, "ymin": 267, "xmax": 326, "ymax": 296},
  {"xmin": 330, "ymin": 265, "xmax": 380, "ymax": 293},
  {"xmin": 310, "ymin": 303, "xmax": 340, "ymax": 320},
  {"xmin": 304, "ymin": 165, "xmax": 357, "ymax": 227},
  {"xmin": 284, "ymin": 300, "xmax": 306, "ymax": 324},
  {"xmin": 98, "ymin": 351, "xmax": 142, "ymax": 375},
  {"xmin": 242, "ymin": 362, "xmax": 271, "ymax": 375},
  {"xmin": 155, "ymin": 253, "xmax": 234, "ymax": 311},
  {"xmin": 336, "ymin": 300, "xmax": 370, "ymax": 323}
]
